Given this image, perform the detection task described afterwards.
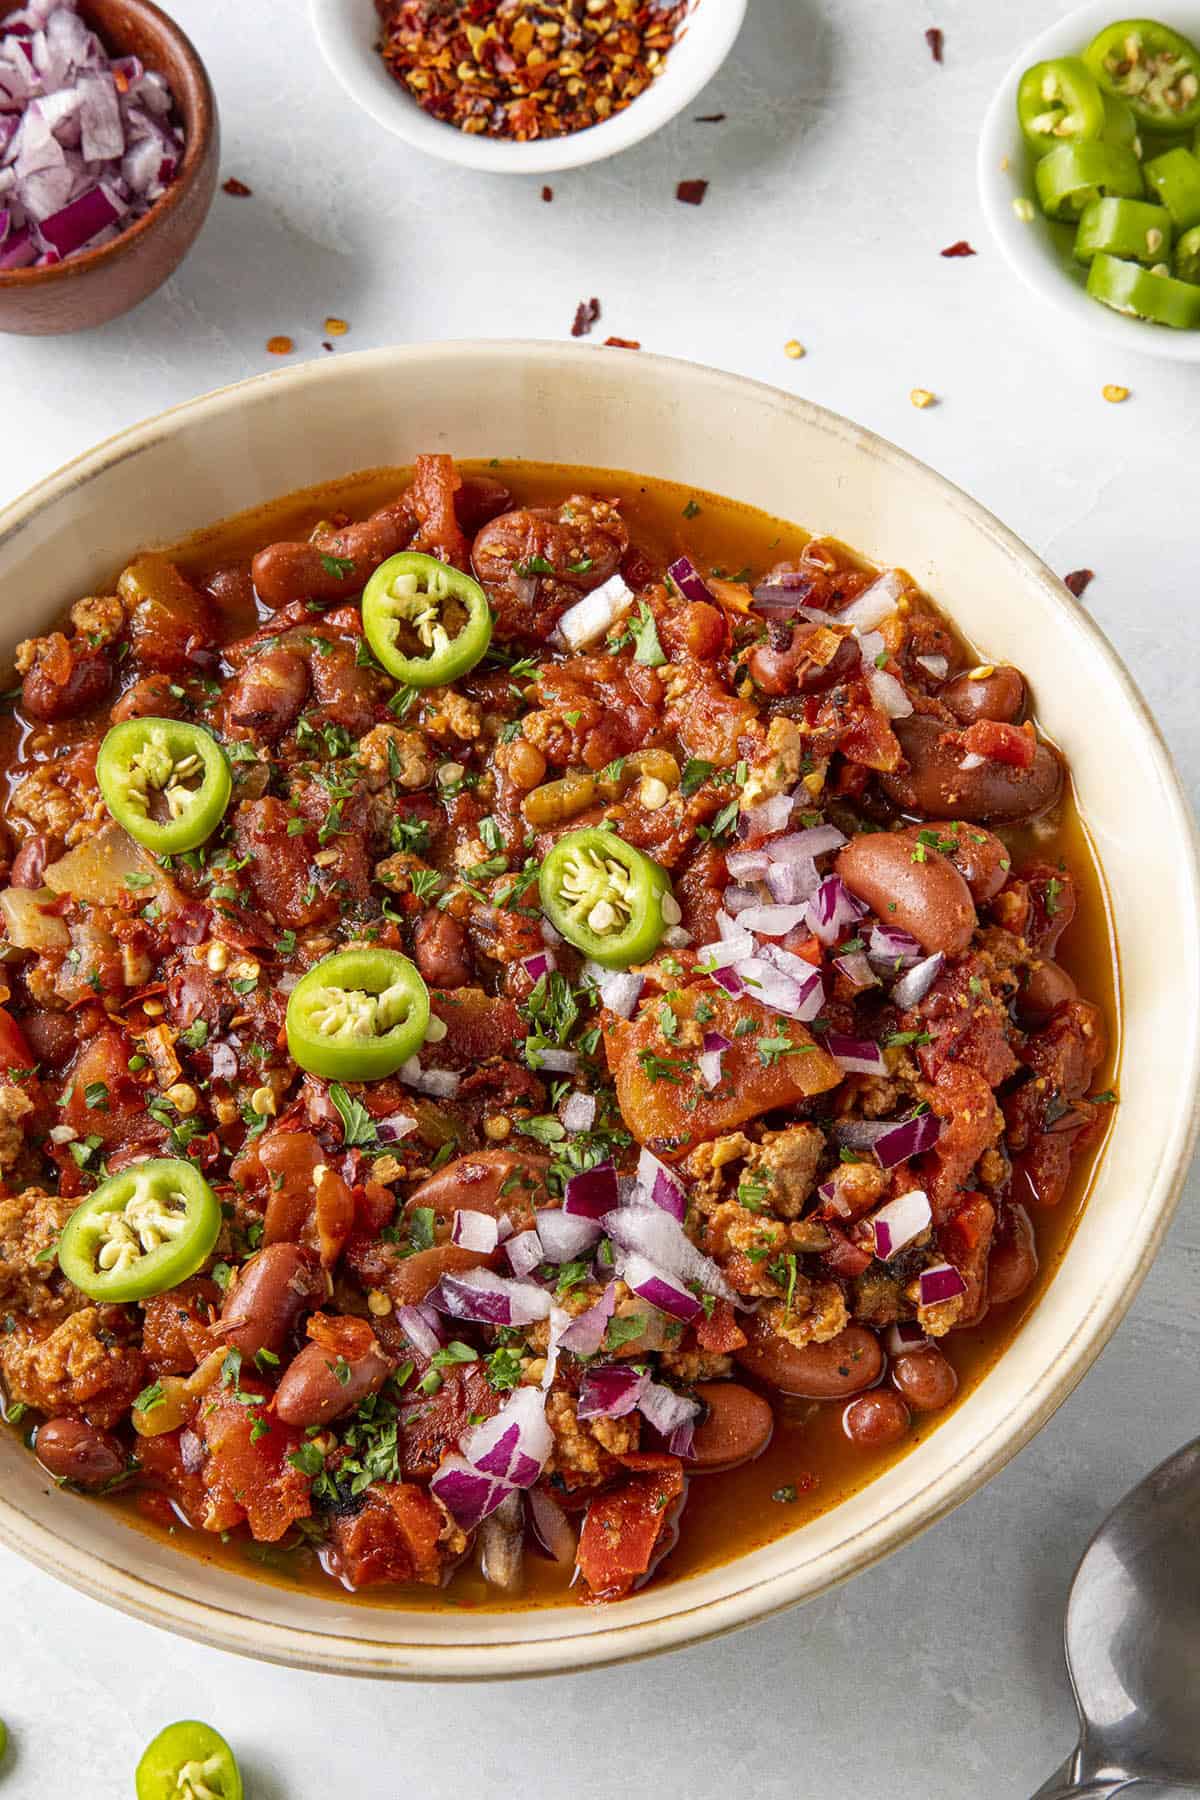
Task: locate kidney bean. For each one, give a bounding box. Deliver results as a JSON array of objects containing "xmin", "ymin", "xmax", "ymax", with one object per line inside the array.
[
  {"xmin": 226, "ymin": 648, "xmax": 309, "ymax": 738},
  {"xmin": 22, "ymin": 1010, "xmax": 77, "ymax": 1071},
  {"xmin": 843, "ymin": 1389, "xmax": 911, "ymax": 1449},
  {"xmin": 735, "ymin": 1319, "xmax": 883, "ymax": 1398},
  {"xmin": 385, "ymin": 1243, "xmax": 498, "ymax": 1308},
  {"xmin": 1017, "ymin": 958, "xmax": 1079, "ymax": 1027},
  {"xmin": 942, "ymin": 665, "xmax": 1026, "ymax": 725},
  {"xmin": 836, "ymin": 830, "xmax": 976, "ymax": 955},
  {"xmin": 412, "ymin": 909, "xmax": 473, "ymax": 988},
  {"xmin": 21, "ymin": 636, "xmax": 111, "ymax": 722},
  {"xmin": 458, "ymin": 474, "xmax": 512, "ymax": 533},
  {"xmin": 251, "ymin": 497, "xmax": 416, "ymax": 609},
  {"xmin": 10, "ymin": 835, "xmax": 49, "ymax": 889},
  {"xmin": 110, "ymin": 673, "xmax": 182, "ymax": 723},
  {"xmin": 405, "ymin": 1147, "xmax": 550, "ymax": 1234},
  {"xmin": 215, "ymin": 1242, "xmax": 325, "ymax": 1360},
  {"xmin": 274, "ymin": 1335, "xmax": 392, "ymax": 1428},
  {"xmin": 746, "ymin": 622, "xmax": 858, "ymax": 697},
  {"xmin": 896, "ymin": 820, "xmax": 1010, "ymax": 905},
  {"xmin": 689, "ymin": 1382, "xmax": 774, "ymax": 1471},
  {"xmin": 987, "ymin": 1204, "xmax": 1039, "ymax": 1306},
  {"xmin": 891, "ymin": 1344, "xmax": 958, "ymax": 1413},
  {"xmin": 119, "ymin": 554, "xmax": 217, "ymax": 675},
  {"xmin": 883, "ymin": 717, "xmax": 1063, "ymax": 823},
  {"xmin": 35, "ymin": 1417, "xmax": 125, "ymax": 1489}
]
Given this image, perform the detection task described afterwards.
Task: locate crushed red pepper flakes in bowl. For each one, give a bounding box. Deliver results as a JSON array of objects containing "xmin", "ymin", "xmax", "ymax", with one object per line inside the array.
[
  {"xmin": 571, "ymin": 297, "xmax": 601, "ymax": 339},
  {"xmin": 1064, "ymin": 569, "xmax": 1096, "ymax": 598},
  {"xmin": 676, "ymin": 179, "xmax": 709, "ymax": 206},
  {"xmin": 374, "ymin": 0, "xmax": 689, "ymax": 143},
  {"xmin": 925, "ymin": 26, "xmax": 944, "ymax": 63},
  {"xmin": 604, "ymin": 336, "xmax": 641, "ymax": 349},
  {"xmin": 941, "ymin": 240, "xmax": 976, "ymax": 257},
  {"xmin": 222, "ymin": 177, "xmax": 252, "ymax": 197},
  {"xmin": 266, "ymin": 335, "xmax": 294, "ymax": 356}
]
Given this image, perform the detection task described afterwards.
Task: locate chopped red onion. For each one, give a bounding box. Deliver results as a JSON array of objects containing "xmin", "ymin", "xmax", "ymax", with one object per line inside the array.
[
  {"xmin": 736, "ymin": 903, "xmax": 810, "ymax": 938},
  {"xmin": 563, "ymin": 1161, "xmax": 619, "ymax": 1220},
  {"xmin": 818, "ymin": 1175, "xmax": 852, "ymax": 1218},
  {"xmin": 698, "ymin": 1030, "xmax": 731, "ymax": 1091},
  {"xmin": 832, "ymin": 1120, "xmax": 892, "ymax": 1152},
  {"xmin": 750, "ymin": 568, "xmax": 817, "ymax": 612},
  {"xmin": 532, "ymin": 1045, "xmax": 579, "ymax": 1075},
  {"xmin": 430, "ymin": 1456, "xmax": 509, "ymax": 1532},
  {"xmin": 465, "ymin": 1386, "xmax": 553, "ymax": 1488},
  {"xmin": 535, "ymin": 1207, "xmax": 601, "ymax": 1263},
  {"xmin": 395, "ymin": 1304, "xmax": 445, "ymax": 1360},
  {"xmin": 960, "ymin": 751, "xmax": 986, "ymax": 771},
  {"xmin": 577, "ymin": 1363, "xmax": 648, "ymax": 1419},
  {"xmin": 739, "ymin": 793, "xmax": 794, "ymax": 842},
  {"xmin": 873, "ymin": 1110, "xmax": 943, "ymax": 1168},
  {"xmin": 866, "ymin": 663, "xmax": 914, "ymax": 720},
  {"xmin": 916, "ymin": 654, "xmax": 949, "ymax": 679},
  {"xmin": 603, "ymin": 1204, "xmax": 733, "ymax": 1300},
  {"xmin": 584, "ymin": 961, "xmax": 643, "ymax": 1019},
  {"xmin": 765, "ymin": 856, "xmax": 819, "ymax": 905},
  {"xmin": 725, "ymin": 849, "xmax": 772, "ymax": 883},
  {"xmin": 429, "ymin": 1268, "xmax": 552, "ymax": 1327},
  {"xmin": 375, "ymin": 1110, "xmax": 419, "ymax": 1144},
  {"xmin": 557, "ymin": 572, "xmax": 634, "ymax": 650},
  {"xmin": 638, "ymin": 1381, "xmax": 701, "ymax": 1455},
  {"xmin": 540, "ymin": 916, "xmax": 564, "ymax": 947},
  {"xmin": 634, "ymin": 1146, "xmax": 688, "ymax": 1222},
  {"xmin": 451, "ymin": 1209, "xmax": 501, "ymax": 1254},
  {"xmin": 179, "ymin": 1427, "xmax": 203, "ymax": 1476},
  {"xmin": 397, "ymin": 1056, "xmax": 461, "ymax": 1099},
  {"xmin": 833, "ymin": 950, "xmax": 878, "ymax": 990},
  {"xmin": 505, "ymin": 1229, "xmax": 543, "ymax": 1280},
  {"xmin": 666, "ymin": 554, "xmax": 716, "ymax": 605},
  {"xmin": 840, "ymin": 571, "xmax": 904, "ymax": 631},
  {"xmin": 868, "ymin": 922, "xmax": 923, "ymax": 969},
  {"xmin": 768, "ymin": 823, "xmax": 847, "ymax": 861},
  {"xmin": 826, "ymin": 1034, "xmax": 887, "ymax": 1075},
  {"xmin": 208, "ymin": 1040, "xmax": 238, "ymax": 1081},
  {"xmin": 560, "ymin": 1091, "xmax": 596, "ymax": 1135},
  {"xmin": 620, "ymin": 1252, "xmax": 702, "ymax": 1322},
  {"xmin": 716, "ymin": 909, "xmax": 743, "ymax": 939},
  {"xmin": 722, "ymin": 884, "xmax": 760, "ymax": 915},
  {"xmin": 918, "ymin": 1262, "xmax": 968, "ymax": 1306},
  {"xmin": 806, "ymin": 874, "xmax": 869, "ymax": 946},
  {"xmin": 710, "ymin": 963, "xmax": 745, "ymax": 999},
  {"xmin": 556, "ymin": 1280, "xmax": 617, "ymax": 1356},
  {"xmin": 528, "ymin": 1487, "xmax": 577, "ymax": 1564},
  {"xmin": 870, "ymin": 1188, "xmax": 932, "ymax": 1261},
  {"xmin": 885, "ymin": 1320, "xmax": 929, "ymax": 1357},
  {"xmin": 521, "ymin": 950, "xmax": 554, "ymax": 983},
  {"xmin": 698, "ymin": 930, "xmax": 755, "ymax": 970},
  {"xmin": 891, "ymin": 951, "xmax": 944, "ymax": 1009},
  {"xmin": 0, "ymin": 222, "xmax": 34, "ymax": 268}
]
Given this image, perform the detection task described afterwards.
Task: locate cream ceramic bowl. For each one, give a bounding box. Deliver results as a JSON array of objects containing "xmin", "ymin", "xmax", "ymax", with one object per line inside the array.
[
  {"xmin": 309, "ymin": 0, "xmax": 746, "ymax": 174},
  {"xmin": 0, "ymin": 343, "xmax": 1196, "ymax": 1679},
  {"xmin": 978, "ymin": 0, "xmax": 1200, "ymax": 363}
]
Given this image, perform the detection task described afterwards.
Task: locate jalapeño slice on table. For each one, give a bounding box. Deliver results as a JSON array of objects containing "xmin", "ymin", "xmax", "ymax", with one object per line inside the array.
[
  {"xmin": 539, "ymin": 827, "xmax": 674, "ymax": 969},
  {"xmin": 285, "ymin": 947, "xmax": 430, "ymax": 1079},
  {"xmin": 362, "ymin": 551, "xmax": 492, "ymax": 686},
  {"xmin": 1017, "ymin": 56, "xmax": 1108, "ymax": 154},
  {"xmin": 1083, "ymin": 18, "xmax": 1200, "ymax": 131},
  {"xmin": 57, "ymin": 1159, "xmax": 221, "ymax": 1304},
  {"xmin": 1086, "ymin": 249, "xmax": 1200, "ymax": 324},
  {"xmin": 96, "ymin": 717, "xmax": 232, "ymax": 856},
  {"xmin": 136, "ymin": 1720, "xmax": 243, "ymax": 1800}
]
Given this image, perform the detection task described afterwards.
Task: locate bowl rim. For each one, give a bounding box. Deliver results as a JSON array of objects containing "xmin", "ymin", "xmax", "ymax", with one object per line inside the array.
[
  {"xmin": 0, "ymin": 341, "xmax": 1196, "ymax": 1679},
  {"xmin": 0, "ymin": 0, "xmax": 216, "ymax": 291},
  {"xmin": 977, "ymin": 0, "xmax": 1200, "ymax": 364},
  {"xmin": 307, "ymin": 0, "xmax": 748, "ymax": 174}
]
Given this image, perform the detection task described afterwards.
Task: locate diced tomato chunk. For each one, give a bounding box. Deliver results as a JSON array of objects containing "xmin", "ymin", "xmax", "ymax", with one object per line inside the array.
[
  {"xmin": 960, "ymin": 718, "xmax": 1036, "ymax": 769},
  {"xmin": 326, "ymin": 1482, "xmax": 446, "ymax": 1587},
  {"xmin": 694, "ymin": 1299, "xmax": 747, "ymax": 1355},
  {"xmin": 576, "ymin": 1453, "xmax": 686, "ymax": 1602},
  {"xmin": 196, "ymin": 1378, "xmax": 312, "ymax": 1542}
]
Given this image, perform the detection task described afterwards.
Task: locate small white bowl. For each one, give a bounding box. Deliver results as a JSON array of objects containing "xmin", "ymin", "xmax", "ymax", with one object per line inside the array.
[
  {"xmin": 309, "ymin": 0, "xmax": 747, "ymax": 174},
  {"xmin": 978, "ymin": 0, "xmax": 1200, "ymax": 363}
]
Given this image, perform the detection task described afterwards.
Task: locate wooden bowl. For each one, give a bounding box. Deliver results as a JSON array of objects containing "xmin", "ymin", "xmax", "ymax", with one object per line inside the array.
[{"xmin": 0, "ymin": 0, "xmax": 218, "ymax": 335}]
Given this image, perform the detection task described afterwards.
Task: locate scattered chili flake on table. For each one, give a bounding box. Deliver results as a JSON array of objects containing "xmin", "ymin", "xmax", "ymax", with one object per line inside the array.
[
  {"xmin": 322, "ymin": 341, "xmax": 335, "ymax": 352},
  {"xmin": 695, "ymin": 112, "xmax": 726, "ymax": 123},
  {"xmin": 910, "ymin": 387, "xmax": 938, "ymax": 409},
  {"xmin": 324, "ymin": 317, "xmax": 349, "ymax": 337},
  {"xmin": 374, "ymin": 0, "xmax": 689, "ymax": 142},
  {"xmin": 541, "ymin": 185, "xmax": 554, "ymax": 202},
  {"xmin": 571, "ymin": 297, "xmax": 601, "ymax": 339},
  {"xmin": 222, "ymin": 177, "xmax": 252, "ymax": 197},
  {"xmin": 604, "ymin": 336, "xmax": 641, "ymax": 349},
  {"xmin": 1102, "ymin": 384, "xmax": 1130, "ymax": 403},
  {"xmin": 1063, "ymin": 569, "xmax": 1096, "ymax": 598},
  {"xmin": 940, "ymin": 240, "xmax": 976, "ymax": 257},
  {"xmin": 925, "ymin": 27, "xmax": 944, "ymax": 63},
  {"xmin": 266, "ymin": 336, "xmax": 294, "ymax": 356},
  {"xmin": 784, "ymin": 339, "xmax": 806, "ymax": 359},
  {"xmin": 676, "ymin": 179, "xmax": 709, "ymax": 206}
]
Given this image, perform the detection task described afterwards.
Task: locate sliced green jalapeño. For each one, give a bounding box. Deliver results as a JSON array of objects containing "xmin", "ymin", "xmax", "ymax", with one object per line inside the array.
[
  {"xmin": 1176, "ymin": 222, "xmax": 1200, "ymax": 281},
  {"xmin": 1144, "ymin": 145, "xmax": 1200, "ymax": 228},
  {"xmin": 1084, "ymin": 19, "xmax": 1200, "ymax": 131},
  {"xmin": 1017, "ymin": 56, "xmax": 1107, "ymax": 154},
  {"xmin": 539, "ymin": 828, "xmax": 673, "ymax": 969},
  {"xmin": 1035, "ymin": 140, "xmax": 1145, "ymax": 218},
  {"xmin": 96, "ymin": 718, "xmax": 231, "ymax": 856},
  {"xmin": 362, "ymin": 552, "xmax": 492, "ymax": 688},
  {"xmin": 1074, "ymin": 195, "xmax": 1173, "ymax": 264},
  {"xmin": 58, "ymin": 1159, "xmax": 221, "ymax": 1304},
  {"xmin": 286, "ymin": 948, "xmax": 430, "ymax": 1079},
  {"xmin": 136, "ymin": 1720, "xmax": 243, "ymax": 1800},
  {"xmin": 1086, "ymin": 250, "xmax": 1200, "ymax": 325}
]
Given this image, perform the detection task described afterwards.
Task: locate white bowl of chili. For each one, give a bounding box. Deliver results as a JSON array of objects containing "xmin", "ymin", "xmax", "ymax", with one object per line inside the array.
[
  {"xmin": 308, "ymin": 0, "xmax": 747, "ymax": 173},
  {"xmin": 979, "ymin": 0, "xmax": 1200, "ymax": 362},
  {"xmin": 0, "ymin": 342, "xmax": 1196, "ymax": 1679}
]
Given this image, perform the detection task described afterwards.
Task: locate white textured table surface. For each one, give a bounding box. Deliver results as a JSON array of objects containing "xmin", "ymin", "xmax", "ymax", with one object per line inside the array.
[{"xmin": 1, "ymin": 1, "xmax": 1198, "ymax": 1795}]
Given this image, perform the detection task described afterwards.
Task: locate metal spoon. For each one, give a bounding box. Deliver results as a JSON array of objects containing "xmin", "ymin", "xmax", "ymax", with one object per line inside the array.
[{"xmin": 1031, "ymin": 1437, "xmax": 1200, "ymax": 1798}]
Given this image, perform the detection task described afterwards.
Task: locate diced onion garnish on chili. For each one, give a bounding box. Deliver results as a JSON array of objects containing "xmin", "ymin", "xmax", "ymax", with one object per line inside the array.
[
  {"xmin": 765, "ymin": 857, "xmax": 819, "ymax": 904},
  {"xmin": 720, "ymin": 885, "xmax": 757, "ymax": 916},
  {"xmin": 638, "ymin": 1380, "xmax": 701, "ymax": 1457},
  {"xmin": 710, "ymin": 963, "xmax": 745, "ymax": 998},
  {"xmin": 620, "ymin": 1252, "xmax": 703, "ymax": 1322},
  {"xmin": 556, "ymin": 1280, "xmax": 617, "ymax": 1356},
  {"xmin": 208, "ymin": 1041, "xmax": 238, "ymax": 1081},
  {"xmin": 769, "ymin": 823, "xmax": 847, "ymax": 861},
  {"xmin": 584, "ymin": 961, "xmax": 643, "ymax": 1019},
  {"xmin": 666, "ymin": 554, "xmax": 716, "ymax": 605},
  {"xmin": 560, "ymin": 1091, "xmax": 597, "ymax": 1134},
  {"xmin": 522, "ymin": 949, "xmax": 555, "ymax": 983},
  {"xmin": 959, "ymin": 751, "xmax": 986, "ymax": 771},
  {"xmin": 868, "ymin": 922, "xmax": 923, "ymax": 969},
  {"xmin": 556, "ymin": 572, "xmax": 634, "ymax": 650},
  {"xmin": 604, "ymin": 1205, "xmax": 733, "ymax": 1302},
  {"xmin": 395, "ymin": 1303, "xmax": 445, "ymax": 1359},
  {"xmin": 826, "ymin": 1033, "xmax": 888, "ymax": 1075},
  {"xmin": 870, "ymin": 1189, "xmax": 932, "ymax": 1261},
  {"xmin": 806, "ymin": 874, "xmax": 869, "ymax": 946},
  {"xmin": 839, "ymin": 570, "xmax": 904, "ymax": 630},
  {"xmin": 430, "ymin": 1456, "xmax": 509, "ymax": 1531},
  {"xmin": 464, "ymin": 1386, "xmax": 553, "ymax": 1488},
  {"xmin": 563, "ymin": 1160, "xmax": 618, "ymax": 1219},
  {"xmin": 533, "ymin": 1045, "xmax": 578, "ymax": 1075},
  {"xmin": 505, "ymin": 1229, "xmax": 543, "ymax": 1280},
  {"xmin": 738, "ymin": 793, "xmax": 793, "ymax": 841},
  {"xmin": 735, "ymin": 903, "xmax": 810, "ymax": 938},
  {"xmin": 885, "ymin": 1320, "xmax": 930, "ymax": 1356},
  {"xmin": 398, "ymin": 1056, "xmax": 460, "ymax": 1098},
  {"xmin": 535, "ymin": 1207, "xmax": 601, "ymax": 1263},
  {"xmin": 833, "ymin": 950, "xmax": 878, "ymax": 989},
  {"xmin": 577, "ymin": 1362, "xmax": 648, "ymax": 1419},
  {"xmin": 918, "ymin": 1262, "xmax": 968, "ymax": 1306},
  {"xmin": 891, "ymin": 951, "xmax": 944, "ymax": 1009},
  {"xmin": 915, "ymin": 654, "xmax": 949, "ymax": 679},
  {"xmin": 429, "ymin": 1268, "xmax": 552, "ymax": 1327},
  {"xmin": 697, "ymin": 931, "xmax": 755, "ymax": 969},
  {"xmin": 698, "ymin": 1030, "xmax": 731, "ymax": 1091},
  {"xmin": 634, "ymin": 1147, "xmax": 688, "ymax": 1221},
  {"xmin": 725, "ymin": 849, "xmax": 772, "ymax": 882},
  {"xmin": 865, "ymin": 662, "xmax": 914, "ymax": 720},
  {"xmin": 451, "ymin": 1209, "xmax": 501, "ymax": 1254},
  {"xmin": 376, "ymin": 1110, "xmax": 419, "ymax": 1144},
  {"xmin": 873, "ymin": 1110, "xmax": 942, "ymax": 1167},
  {"xmin": 528, "ymin": 1487, "xmax": 577, "ymax": 1564}
]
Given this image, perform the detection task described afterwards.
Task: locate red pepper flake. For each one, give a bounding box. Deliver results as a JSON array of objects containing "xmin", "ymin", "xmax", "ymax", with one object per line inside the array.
[
  {"xmin": 604, "ymin": 337, "xmax": 641, "ymax": 350},
  {"xmin": 1063, "ymin": 569, "xmax": 1095, "ymax": 598},
  {"xmin": 266, "ymin": 336, "xmax": 294, "ymax": 356},
  {"xmin": 925, "ymin": 27, "xmax": 944, "ymax": 62},
  {"xmin": 695, "ymin": 112, "xmax": 726, "ymax": 123},
  {"xmin": 375, "ymin": 1, "xmax": 689, "ymax": 143},
  {"xmin": 321, "ymin": 341, "xmax": 335, "ymax": 353},
  {"xmin": 571, "ymin": 297, "xmax": 601, "ymax": 339},
  {"xmin": 940, "ymin": 240, "xmax": 976, "ymax": 257},
  {"xmin": 541, "ymin": 185, "xmax": 554, "ymax": 203},
  {"xmin": 676, "ymin": 179, "xmax": 708, "ymax": 206},
  {"xmin": 222, "ymin": 177, "xmax": 252, "ymax": 197}
]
